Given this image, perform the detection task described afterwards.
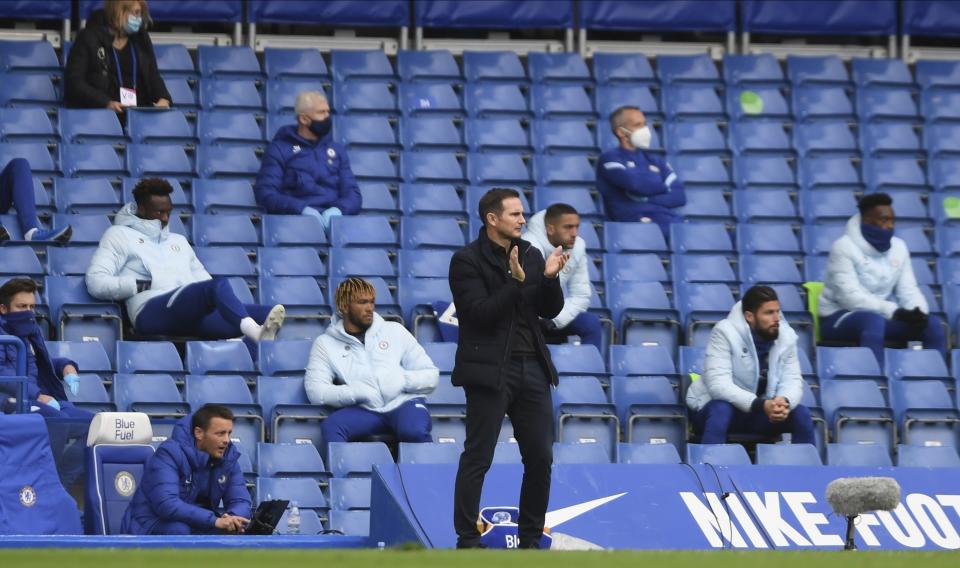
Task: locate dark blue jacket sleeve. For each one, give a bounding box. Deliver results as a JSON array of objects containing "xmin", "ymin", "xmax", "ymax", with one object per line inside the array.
[
  {"xmin": 221, "ymin": 460, "xmax": 253, "ymax": 519},
  {"xmin": 645, "ymin": 156, "xmax": 687, "ymax": 208},
  {"xmin": 254, "ymin": 143, "xmax": 309, "ymax": 214},
  {"xmin": 52, "ymin": 357, "xmax": 78, "ymax": 378},
  {"xmin": 332, "ymin": 150, "xmax": 362, "ymax": 215},
  {"xmin": 597, "ymin": 155, "xmax": 669, "ymax": 197},
  {"xmin": 0, "ymin": 344, "xmax": 40, "ymax": 399},
  {"xmin": 145, "ymin": 448, "xmax": 218, "ymax": 530}
]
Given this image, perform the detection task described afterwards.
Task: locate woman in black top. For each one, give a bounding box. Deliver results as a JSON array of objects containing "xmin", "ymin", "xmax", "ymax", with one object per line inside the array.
[{"xmin": 65, "ymin": 0, "xmax": 171, "ymax": 113}]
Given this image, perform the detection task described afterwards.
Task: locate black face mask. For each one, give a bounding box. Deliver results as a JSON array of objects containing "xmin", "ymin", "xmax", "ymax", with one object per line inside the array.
[
  {"xmin": 3, "ymin": 310, "xmax": 39, "ymax": 338},
  {"xmin": 308, "ymin": 117, "xmax": 332, "ymax": 139}
]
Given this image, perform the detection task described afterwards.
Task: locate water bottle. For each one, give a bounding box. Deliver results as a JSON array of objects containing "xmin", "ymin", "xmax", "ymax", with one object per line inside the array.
[{"xmin": 287, "ymin": 501, "xmax": 301, "ymax": 535}]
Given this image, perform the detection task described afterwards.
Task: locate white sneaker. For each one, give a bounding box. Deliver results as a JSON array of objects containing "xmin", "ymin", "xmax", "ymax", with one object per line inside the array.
[{"xmin": 258, "ymin": 305, "xmax": 285, "ymax": 341}]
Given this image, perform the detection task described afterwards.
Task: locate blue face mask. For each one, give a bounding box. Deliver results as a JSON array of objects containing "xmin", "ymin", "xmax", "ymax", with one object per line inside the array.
[
  {"xmin": 2, "ymin": 309, "xmax": 39, "ymax": 338},
  {"xmin": 308, "ymin": 117, "xmax": 332, "ymax": 139},
  {"xmin": 861, "ymin": 222, "xmax": 893, "ymax": 253},
  {"xmin": 125, "ymin": 14, "xmax": 142, "ymax": 34}
]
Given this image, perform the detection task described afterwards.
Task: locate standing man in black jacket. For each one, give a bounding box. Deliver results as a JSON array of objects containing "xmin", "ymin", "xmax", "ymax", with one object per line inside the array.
[{"xmin": 450, "ymin": 187, "xmax": 569, "ymax": 549}]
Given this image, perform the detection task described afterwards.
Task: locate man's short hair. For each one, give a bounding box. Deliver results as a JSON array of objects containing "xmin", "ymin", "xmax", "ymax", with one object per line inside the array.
[
  {"xmin": 609, "ymin": 105, "xmax": 641, "ymax": 134},
  {"xmin": 0, "ymin": 278, "xmax": 37, "ymax": 307},
  {"xmin": 294, "ymin": 90, "xmax": 328, "ymax": 116},
  {"xmin": 191, "ymin": 404, "xmax": 234, "ymax": 432},
  {"xmin": 858, "ymin": 192, "xmax": 893, "ymax": 216},
  {"xmin": 478, "ymin": 187, "xmax": 521, "ymax": 224},
  {"xmin": 741, "ymin": 285, "xmax": 779, "ymax": 314},
  {"xmin": 544, "ymin": 203, "xmax": 579, "ymax": 225},
  {"xmin": 334, "ymin": 277, "xmax": 376, "ymax": 316},
  {"xmin": 132, "ymin": 178, "xmax": 173, "ymax": 207}
]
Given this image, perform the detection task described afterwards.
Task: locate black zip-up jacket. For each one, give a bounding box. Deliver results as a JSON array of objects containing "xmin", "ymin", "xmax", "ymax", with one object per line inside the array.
[
  {"xmin": 448, "ymin": 229, "xmax": 564, "ymax": 389},
  {"xmin": 64, "ymin": 9, "xmax": 170, "ymax": 109}
]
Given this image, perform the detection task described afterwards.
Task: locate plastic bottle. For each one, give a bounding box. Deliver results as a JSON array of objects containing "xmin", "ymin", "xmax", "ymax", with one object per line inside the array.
[{"xmin": 287, "ymin": 501, "xmax": 301, "ymax": 535}]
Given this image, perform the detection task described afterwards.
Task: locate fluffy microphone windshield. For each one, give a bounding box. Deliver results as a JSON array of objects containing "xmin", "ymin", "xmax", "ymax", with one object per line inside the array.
[{"xmin": 826, "ymin": 477, "xmax": 901, "ymax": 517}]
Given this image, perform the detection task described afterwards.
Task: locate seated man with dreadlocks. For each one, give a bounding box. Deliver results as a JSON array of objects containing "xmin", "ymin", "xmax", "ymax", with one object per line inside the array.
[{"xmin": 304, "ymin": 277, "xmax": 439, "ymax": 453}]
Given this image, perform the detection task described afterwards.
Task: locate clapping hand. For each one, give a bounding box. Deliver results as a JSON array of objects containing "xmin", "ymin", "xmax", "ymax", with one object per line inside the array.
[
  {"xmin": 543, "ymin": 246, "xmax": 571, "ymax": 279},
  {"xmin": 509, "ymin": 245, "xmax": 526, "ymax": 282}
]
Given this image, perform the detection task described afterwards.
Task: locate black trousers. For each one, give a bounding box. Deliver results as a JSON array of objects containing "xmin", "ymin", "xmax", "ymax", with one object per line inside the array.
[{"xmin": 453, "ymin": 355, "xmax": 554, "ymax": 548}]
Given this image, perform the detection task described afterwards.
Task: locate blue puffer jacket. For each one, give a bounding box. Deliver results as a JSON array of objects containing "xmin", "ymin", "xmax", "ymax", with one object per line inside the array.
[
  {"xmin": 121, "ymin": 415, "xmax": 252, "ymax": 535},
  {"xmin": 0, "ymin": 318, "xmax": 76, "ymax": 401},
  {"xmin": 254, "ymin": 124, "xmax": 362, "ymax": 215},
  {"xmin": 596, "ymin": 145, "xmax": 686, "ymax": 225}
]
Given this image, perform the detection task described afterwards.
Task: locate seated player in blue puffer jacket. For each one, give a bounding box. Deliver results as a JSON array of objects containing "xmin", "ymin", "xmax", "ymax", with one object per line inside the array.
[
  {"xmin": 121, "ymin": 404, "xmax": 252, "ymax": 535},
  {"xmin": 254, "ymin": 90, "xmax": 362, "ymax": 235}
]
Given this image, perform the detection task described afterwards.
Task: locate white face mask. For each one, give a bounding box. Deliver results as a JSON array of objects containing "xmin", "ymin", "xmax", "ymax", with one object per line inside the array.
[{"xmin": 626, "ymin": 125, "xmax": 652, "ymax": 149}]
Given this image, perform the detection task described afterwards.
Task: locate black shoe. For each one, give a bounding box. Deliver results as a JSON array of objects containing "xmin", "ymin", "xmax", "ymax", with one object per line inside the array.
[
  {"xmin": 0, "ymin": 225, "xmax": 9, "ymax": 243},
  {"xmin": 456, "ymin": 541, "xmax": 487, "ymax": 549},
  {"xmin": 518, "ymin": 541, "xmax": 542, "ymax": 549}
]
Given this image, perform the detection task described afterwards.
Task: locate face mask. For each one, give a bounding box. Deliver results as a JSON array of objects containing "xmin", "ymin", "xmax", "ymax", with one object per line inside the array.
[
  {"xmin": 308, "ymin": 117, "xmax": 332, "ymax": 139},
  {"xmin": 3, "ymin": 310, "xmax": 39, "ymax": 338},
  {"xmin": 861, "ymin": 222, "xmax": 893, "ymax": 253},
  {"xmin": 626, "ymin": 126, "xmax": 652, "ymax": 149},
  {"xmin": 124, "ymin": 15, "xmax": 142, "ymax": 34}
]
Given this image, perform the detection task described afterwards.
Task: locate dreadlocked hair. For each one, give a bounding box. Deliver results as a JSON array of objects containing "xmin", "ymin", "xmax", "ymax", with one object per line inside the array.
[{"xmin": 335, "ymin": 277, "xmax": 376, "ymax": 316}]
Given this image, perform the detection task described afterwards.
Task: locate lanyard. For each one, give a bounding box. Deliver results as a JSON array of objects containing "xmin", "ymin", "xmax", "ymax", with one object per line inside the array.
[{"xmin": 111, "ymin": 44, "xmax": 137, "ymax": 90}]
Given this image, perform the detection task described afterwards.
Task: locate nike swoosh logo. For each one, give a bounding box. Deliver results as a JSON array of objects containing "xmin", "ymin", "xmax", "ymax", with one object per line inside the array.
[{"xmin": 544, "ymin": 492, "xmax": 627, "ymax": 528}]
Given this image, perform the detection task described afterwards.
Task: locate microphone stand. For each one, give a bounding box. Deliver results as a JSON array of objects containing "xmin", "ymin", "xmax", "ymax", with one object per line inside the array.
[{"xmin": 844, "ymin": 515, "xmax": 857, "ymax": 551}]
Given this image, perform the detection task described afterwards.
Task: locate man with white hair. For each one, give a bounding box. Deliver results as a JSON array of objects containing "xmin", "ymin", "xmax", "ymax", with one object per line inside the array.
[{"xmin": 254, "ymin": 90, "xmax": 361, "ymax": 234}]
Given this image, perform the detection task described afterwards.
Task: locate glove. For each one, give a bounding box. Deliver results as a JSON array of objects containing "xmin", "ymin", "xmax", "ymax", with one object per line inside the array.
[
  {"xmin": 64, "ymin": 373, "xmax": 80, "ymax": 396},
  {"xmin": 44, "ymin": 398, "xmax": 61, "ymax": 411},
  {"xmin": 893, "ymin": 307, "xmax": 928, "ymax": 329}
]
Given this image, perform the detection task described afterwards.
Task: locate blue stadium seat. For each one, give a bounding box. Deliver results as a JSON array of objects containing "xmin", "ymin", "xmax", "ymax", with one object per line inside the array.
[
  {"xmin": 533, "ymin": 154, "xmax": 593, "ymax": 186},
  {"xmin": 127, "ymin": 109, "xmax": 194, "ymax": 144},
  {"xmin": 197, "ymin": 111, "xmax": 263, "ymax": 147},
  {"xmin": 657, "ymin": 54, "xmax": 719, "ymax": 85},
  {"xmin": 553, "ymin": 443, "xmax": 612, "ymax": 464},
  {"xmin": 674, "ymin": 282, "xmax": 736, "ymax": 346},
  {"xmin": 264, "ymin": 79, "xmax": 325, "ymax": 114},
  {"xmin": 398, "ymin": 83, "xmax": 462, "ymax": 117},
  {"xmin": 192, "ymin": 179, "xmax": 259, "ymax": 215},
  {"xmin": 326, "ymin": 442, "xmax": 393, "ymax": 478},
  {"xmin": 49, "ymin": 213, "xmax": 110, "ymax": 245},
  {"xmin": 331, "ymin": 50, "xmax": 395, "ymax": 82},
  {"xmin": 821, "ymin": 380, "xmax": 894, "ymax": 449},
  {"xmin": 608, "ymin": 344, "xmax": 680, "ymax": 380},
  {"xmin": 722, "ymin": 53, "xmax": 785, "ymax": 87},
  {"xmin": 896, "ymin": 445, "xmax": 960, "ymax": 468},
  {"xmin": 258, "ymin": 339, "xmax": 313, "ymax": 377},
  {"xmin": 663, "ymin": 120, "xmax": 726, "ymax": 156},
  {"xmin": 163, "ymin": 78, "xmax": 199, "ymax": 110},
  {"xmin": 337, "ymin": 115, "xmax": 398, "ymax": 150},
  {"xmin": 397, "ymin": 50, "xmax": 460, "ymax": 83},
  {"xmin": 0, "ymin": 142, "xmax": 56, "ymax": 175},
  {"xmin": 530, "ymin": 85, "xmax": 594, "ymax": 119},
  {"xmin": 463, "ymin": 118, "xmax": 528, "ymax": 153},
  {"xmin": 126, "ymin": 144, "xmax": 192, "ymax": 178},
  {"xmin": 397, "ymin": 249, "xmax": 454, "ymax": 280},
  {"xmin": 60, "ymin": 144, "xmax": 124, "ymax": 178},
  {"xmin": 669, "ymin": 155, "xmax": 731, "ymax": 188},
  {"xmin": 258, "ymin": 276, "xmax": 329, "ymax": 340},
  {"xmin": 611, "ymin": 375, "xmax": 685, "ymax": 451},
  {"xmin": 726, "ymin": 86, "xmax": 790, "ymax": 121},
  {"xmin": 728, "ymin": 121, "xmax": 792, "ymax": 155},
  {"xmin": 731, "ymin": 189, "xmax": 797, "ymax": 223},
  {"xmin": 528, "ymin": 52, "xmax": 591, "ymax": 84},
  {"xmin": 602, "ymin": 253, "xmax": 668, "ymax": 284},
  {"xmin": 531, "ymin": 119, "xmax": 597, "ymax": 155},
  {"xmin": 397, "ymin": 277, "xmax": 452, "ymax": 339},
  {"xmin": 463, "ymin": 83, "xmax": 529, "ymax": 119},
  {"xmin": 826, "ymin": 443, "xmax": 892, "ymax": 467},
  {"xmin": 196, "ymin": 145, "xmax": 260, "ymax": 179},
  {"xmin": 857, "ymin": 87, "xmax": 919, "ymax": 123},
  {"xmin": 398, "ymin": 442, "xmax": 462, "ymax": 464},
  {"xmin": 113, "ymin": 373, "xmax": 187, "ymax": 417},
  {"xmin": 263, "ymin": 48, "xmax": 329, "ymax": 80},
  {"xmin": 349, "ymin": 149, "xmax": 399, "ymax": 181},
  {"xmin": 330, "ymin": 477, "xmax": 371, "ymax": 510},
  {"xmin": 605, "ymin": 281, "xmax": 679, "ymax": 351},
  {"xmin": 258, "ymin": 247, "xmax": 325, "ymax": 278},
  {"xmin": 593, "ymin": 53, "xmax": 656, "ymax": 86},
  {"xmin": 333, "ymin": 81, "xmax": 396, "ymax": 116},
  {"xmin": 674, "ymin": 188, "xmax": 731, "ymax": 224},
  {"xmin": 357, "ymin": 182, "xmax": 399, "ymax": 216},
  {"xmin": 257, "ymin": 443, "xmax": 327, "ymax": 480},
  {"xmin": 329, "ymin": 215, "xmax": 396, "ymax": 248},
  {"xmin": 799, "ymin": 189, "xmax": 858, "ymax": 224},
  {"xmin": 192, "ymin": 214, "xmax": 259, "ymax": 248},
  {"xmin": 46, "ymin": 340, "xmax": 112, "ymax": 377},
  {"xmin": 186, "ymin": 341, "xmax": 255, "ymax": 376},
  {"xmin": 671, "ymin": 254, "xmax": 736, "ymax": 284},
  {"xmin": 262, "ymin": 214, "xmax": 327, "ymax": 248},
  {"xmin": 553, "ymin": 376, "xmax": 618, "ymax": 458},
  {"xmin": 930, "ymin": 157, "xmax": 960, "ymax": 192},
  {"xmin": 197, "ymin": 46, "xmax": 262, "ymax": 79},
  {"xmin": 787, "ymin": 55, "xmax": 850, "ymax": 86},
  {"xmin": 200, "ymin": 79, "xmax": 263, "ymax": 111},
  {"xmin": 62, "ymin": 373, "xmax": 114, "ymax": 412},
  {"xmin": 400, "ymin": 216, "xmax": 465, "ymax": 250},
  {"xmin": 401, "ymin": 151, "xmax": 464, "ymax": 184},
  {"xmin": 0, "ymin": 40, "xmax": 59, "ymax": 74},
  {"xmin": 0, "ymin": 107, "xmax": 55, "ymax": 142},
  {"xmin": 256, "ymin": 375, "xmax": 326, "ymax": 446},
  {"xmin": 755, "ymin": 444, "xmax": 822, "ymax": 466},
  {"xmin": 604, "ymin": 222, "xmax": 668, "ymax": 255},
  {"xmin": 739, "ymin": 254, "xmax": 803, "ymax": 285},
  {"xmin": 861, "ymin": 123, "xmax": 922, "ymax": 159},
  {"xmin": 817, "ymin": 346, "xmax": 884, "ymax": 383},
  {"xmin": 662, "ymin": 86, "xmax": 724, "ymax": 120},
  {"xmin": 0, "ymin": 73, "xmax": 57, "ymax": 107},
  {"xmin": 802, "ymin": 223, "xmax": 846, "ymax": 257},
  {"xmin": 916, "ymin": 60, "xmax": 960, "ymax": 90},
  {"xmin": 686, "ymin": 443, "xmax": 751, "ymax": 465},
  {"xmin": 398, "ymin": 117, "xmax": 461, "ymax": 151},
  {"xmin": 58, "ymin": 109, "xmax": 125, "ymax": 144},
  {"xmin": 921, "ymin": 90, "xmax": 960, "ymax": 123},
  {"xmin": 0, "ymin": 246, "xmax": 42, "ymax": 277},
  {"xmin": 54, "ymin": 178, "xmax": 120, "ymax": 215},
  {"xmin": 328, "ymin": 247, "xmax": 395, "ymax": 281},
  {"xmin": 328, "ymin": 510, "xmax": 370, "ymax": 536},
  {"xmin": 890, "ymin": 380, "xmax": 959, "ymax": 447},
  {"xmin": 852, "ymin": 58, "xmax": 913, "ymax": 88},
  {"xmin": 466, "ymin": 153, "xmax": 531, "ymax": 185},
  {"xmin": 255, "ymin": 478, "xmax": 327, "ymax": 516},
  {"xmin": 617, "ymin": 443, "xmax": 682, "ymax": 465},
  {"xmin": 192, "ymin": 247, "xmax": 254, "ymax": 280},
  {"xmin": 549, "ymin": 343, "xmax": 607, "ymax": 378},
  {"xmin": 84, "ymin": 414, "xmax": 154, "ymax": 534},
  {"xmin": 116, "ymin": 341, "xmax": 184, "ymax": 376},
  {"xmin": 462, "ymin": 51, "xmax": 525, "ymax": 83},
  {"xmin": 184, "ymin": 374, "xmax": 262, "ymax": 456},
  {"xmin": 532, "ymin": 186, "xmax": 602, "ymax": 219},
  {"xmin": 798, "ymin": 156, "xmax": 862, "ymax": 191},
  {"xmin": 398, "ymin": 183, "xmax": 464, "ymax": 218},
  {"xmin": 793, "ymin": 121, "xmax": 859, "ymax": 157},
  {"xmin": 595, "ymin": 85, "xmax": 660, "ymax": 122},
  {"xmin": 792, "ymin": 85, "xmax": 855, "ymax": 121},
  {"xmin": 733, "ymin": 155, "xmax": 795, "ymax": 188},
  {"xmin": 44, "ymin": 275, "xmax": 123, "ymax": 351},
  {"xmin": 670, "ymin": 223, "xmax": 734, "ymax": 255},
  {"xmin": 924, "ymin": 123, "xmax": 960, "ymax": 158},
  {"xmin": 153, "ymin": 44, "xmax": 197, "ymax": 78}
]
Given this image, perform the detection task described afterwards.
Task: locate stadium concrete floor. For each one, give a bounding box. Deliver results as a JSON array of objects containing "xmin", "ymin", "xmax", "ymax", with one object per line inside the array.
[{"xmin": 2, "ymin": 549, "xmax": 956, "ymax": 567}]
